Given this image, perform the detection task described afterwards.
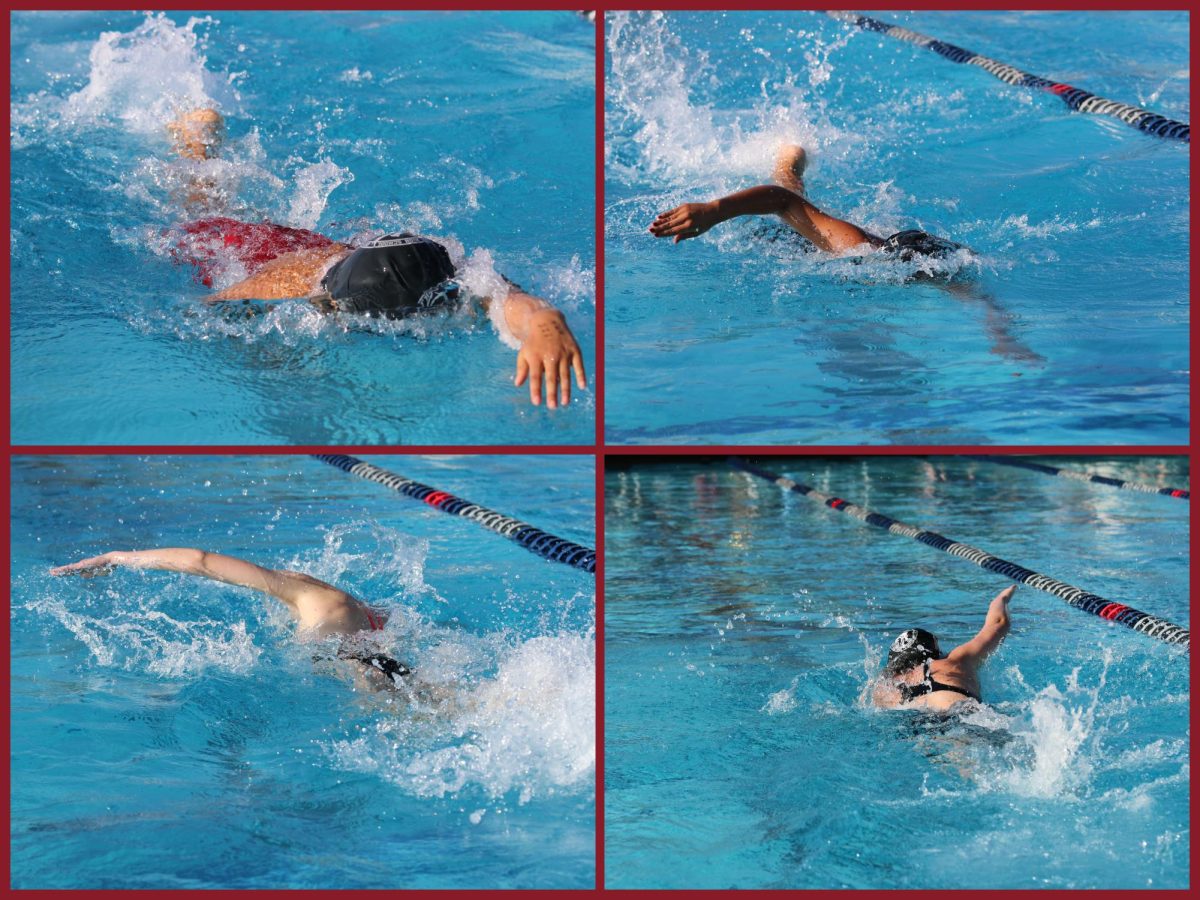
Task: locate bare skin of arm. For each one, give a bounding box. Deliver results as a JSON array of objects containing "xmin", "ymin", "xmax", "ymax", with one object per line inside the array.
[
  {"xmin": 50, "ymin": 548, "xmax": 379, "ymax": 637},
  {"xmin": 946, "ymin": 585, "xmax": 1015, "ymax": 668},
  {"xmin": 494, "ymin": 289, "xmax": 588, "ymax": 409},
  {"xmin": 651, "ymin": 185, "xmax": 881, "ymax": 253},
  {"xmin": 206, "ymin": 244, "xmax": 352, "ymax": 303},
  {"xmin": 651, "ymin": 147, "xmax": 879, "ymax": 252}
]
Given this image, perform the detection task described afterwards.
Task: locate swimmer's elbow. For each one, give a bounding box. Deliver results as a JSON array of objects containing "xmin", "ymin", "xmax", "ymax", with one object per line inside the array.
[
  {"xmin": 770, "ymin": 185, "xmax": 799, "ymax": 213},
  {"xmin": 191, "ymin": 549, "xmax": 217, "ymax": 575}
]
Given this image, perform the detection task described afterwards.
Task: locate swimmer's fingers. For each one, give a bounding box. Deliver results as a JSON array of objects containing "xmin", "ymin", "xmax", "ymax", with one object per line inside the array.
[
  {"xmin": 558, "ymin": 356, "xmax": 572, "ymax": 406},
  {"xmin": 515, "ymin": 352, "xmax": 545, "ymax": 407},
  {"xmin": 649, "ymin": 207, "xmax": 688, "ymax": 237},
  {"xmin": 543, "ymin": 358, "xmax": 560, "ymax": 410},
  {"xmin": 650, "ymin": 208, "xmax": 708, "ymax": 243},
  {"xmin": 528, "ymin": 363, "xmax": 543, "ymax": 407},
  {"xmin": 571, "ymin": 348, "xmax": 587, "ymax": 390},
  {"xmin": 50, "ymin": 554, "xmax": 117, "ymax": 577}
]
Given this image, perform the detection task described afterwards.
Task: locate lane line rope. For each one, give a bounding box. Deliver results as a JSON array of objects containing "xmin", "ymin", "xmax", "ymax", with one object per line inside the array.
[
  {"xmin": 828, "ymin": 11, "xmax": 1190, "ymax": 143},
  {"xmin": 731, "ymin": 458, "xmax": 1188, "ymax": 650},
  {"xmin": 965, "ymin": 456, "xmax": 1189, "ymax": 500},
  {"xmin": 313, "ymin": 454, "xmax": 596, "ymax": 574}
]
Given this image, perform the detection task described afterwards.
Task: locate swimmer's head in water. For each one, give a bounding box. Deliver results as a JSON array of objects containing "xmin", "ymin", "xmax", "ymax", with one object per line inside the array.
[
  {"xmin": 886, "ymin": 628, "xmax": 942, "ymax": 675},
  {"xmin": 322, "ymin": 233, "xmax": 459, "ymax": 318},
  {"xmin": 881, "ymin": 230, "xmax": 965, "ymax": 264},
  {"xmin": 335, "ymin": 646, "xmax": 411, "ymax": 689}
]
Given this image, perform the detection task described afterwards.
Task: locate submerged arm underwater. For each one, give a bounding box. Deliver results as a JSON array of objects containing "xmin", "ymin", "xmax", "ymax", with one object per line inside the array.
[{"xmin": 650, "ymin": 143, "xmax": 1041, "ymax": 365}]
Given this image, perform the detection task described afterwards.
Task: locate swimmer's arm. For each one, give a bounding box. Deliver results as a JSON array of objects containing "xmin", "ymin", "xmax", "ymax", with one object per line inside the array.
[
  {"xmin": 650, "ymin": 186, "xmax": 877, "ymax": 253},
  {"xmin": 206, "ymin": 245, "xmax": 350, "ymax": 303},
  {"xmin": 871, "ymin": 678, "xmax": 902, "ymax": 709},
  {"xmin": 483, "ymin": 288, "xmax": 588, "ymax": 409},
  {"xmin": 939, "ymin": 282, "xmax": 1046, "ymax": 366},
  {"xmin": 947, "ymin": 585, "xmax": 1015, "ymax": 664},
  {"xmin": 50, "ymin": 549, "xmax": 350, "ymax": 618}
]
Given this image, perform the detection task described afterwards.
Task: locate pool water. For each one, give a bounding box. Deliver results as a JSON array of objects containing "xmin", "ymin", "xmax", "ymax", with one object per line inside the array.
[
  {"xmin": 11, "ymin": 11, "xmax": 595, "ymax": 445},
  {"xmin": 604, "ymin": 11, "xmax": 1189, "ymax": 444},
  {"xmin": 604, "ymin": 456, "xmax": 1188, "ymax": 888},
  {"xmin": 10, "ymin": 454, "xmax": 595, "ymax": 889}
]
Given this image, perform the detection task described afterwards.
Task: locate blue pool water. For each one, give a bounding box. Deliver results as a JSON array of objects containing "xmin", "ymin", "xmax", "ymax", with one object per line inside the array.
[
  {"xmin": 11, "ymin": 454, "xmax": 595, "ymax": 888},
  {"xmin": 604, "ymin": 457, "xmax": 1188, "ymax": 888},
  {"xmin": 605, "ymin": 11, "xmax": 1189, "ymax": 444},
  {"xmin": 11, "ymin": 11, "xmax": 595, "ymax": 445}
]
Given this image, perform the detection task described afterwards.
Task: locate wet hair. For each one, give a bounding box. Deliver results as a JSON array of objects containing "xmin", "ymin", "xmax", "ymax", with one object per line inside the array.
[{"xmin": 885, "ymin": 628, "xmax": 942, "ymax": 676}]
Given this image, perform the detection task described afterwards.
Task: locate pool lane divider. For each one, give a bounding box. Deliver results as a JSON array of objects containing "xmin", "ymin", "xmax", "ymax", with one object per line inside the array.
[
  {"xmin": 965, "ymin": 456, "xmax": 1189, "ymax": 500},
  {"xmin": 731, "ymin": 458, "xmax": 1189, "ymax": 650},
  {"xmin": 313, "ymin": 454, "xmax": 595, "ymax": 575},
  {"xmin": 827, "ymin": 11, "xmax": 1190, "ymax": 144}
]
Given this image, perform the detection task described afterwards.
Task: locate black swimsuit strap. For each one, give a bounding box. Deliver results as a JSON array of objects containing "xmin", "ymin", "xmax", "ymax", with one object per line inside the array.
[
  {"xmin": 927, "ymin": 679, "xmax": 980, "ymax": 702},
  {"xmin": 898, "ymin": 659, "xmax": 980, "ymax": 703}
]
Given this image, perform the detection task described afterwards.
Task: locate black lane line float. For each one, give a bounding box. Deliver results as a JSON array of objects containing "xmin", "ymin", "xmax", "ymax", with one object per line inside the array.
[
  {"xmin": 731, "ymin": 458, "xmax": 1188, "ymax": 650},
  {"xmin": 966, "ymin": 456, "xmax": 1189, "ymax": 500},
  {"xmin": 314, "ymin": 454, "xmax": 596, "ymax": 574},
  {"xmin": 828, "ymin": 11, "xmax": 1190, "ymax": 144}
]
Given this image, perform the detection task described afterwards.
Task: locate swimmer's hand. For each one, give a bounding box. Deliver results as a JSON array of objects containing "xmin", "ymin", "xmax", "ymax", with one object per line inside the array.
[
  {"xmin": 515, "ymin": 309, "xmax": 588, "ymax": 409},
  {"xmin": 649, "ymin": 201, "xmax": 720, "ymax": 243},
  {"xmin": 50, "ymin": 552, "xmax": 128, "ymax": 577}
]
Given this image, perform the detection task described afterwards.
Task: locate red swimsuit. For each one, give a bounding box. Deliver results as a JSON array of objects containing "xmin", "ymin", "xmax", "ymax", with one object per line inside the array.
[{"xmin": 170, "ymin": 216, "xmax": 337, "ymax": 287}]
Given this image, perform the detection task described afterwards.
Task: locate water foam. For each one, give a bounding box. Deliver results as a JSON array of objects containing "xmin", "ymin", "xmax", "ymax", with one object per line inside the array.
[
  {"xmin": 606, "ymin": 11, "xmax": 830, "ymax": 188},
  {"xmin": 62, "ymin": 13, "xmax": 241, "ymax": 135},
  {"xmin": 326, "ymin": 627, "xmax": 596, "ymax": 806},
  {"xmin": 605, "ymin": 11, "xmax": 968, "ymax": 282},
  {"xmin": 292, "ymin": 524, "xmax": 596, "ymax": 807},
  {"xmin": 24, "ymin": 589, "xmax": 262, "ymax": 678},
  {"xmin": 973, "ymin": 657, "xmax": 1116, "ymax": 800}
]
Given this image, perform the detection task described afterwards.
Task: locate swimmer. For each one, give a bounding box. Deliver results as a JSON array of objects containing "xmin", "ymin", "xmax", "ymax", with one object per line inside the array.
[
  {"xmin": 872, "ymin": 585, "xmax": 1015, "ymax": 712},
  {"xmin": 650, "ymin": 143, "xmax": 963, "ymax": 261},
  {"xmin": 166, "ymin": 108, "xmax": 587, "ymax": 409},
  {"xmin": 50, "ymin": 548, "xmax": 408, "ymax": 691},
  {"xmin": 650, "ymin": 143, "xmax": 1043, "ymax": 363}
]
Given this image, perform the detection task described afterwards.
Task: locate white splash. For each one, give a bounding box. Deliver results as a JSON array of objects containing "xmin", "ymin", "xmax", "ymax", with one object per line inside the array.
[
  {"xmin": 763, "ymin": 676, "xmax": 800, "ymax": 715},
  {"xmin": 61, "ymin": 13, "xmax": 242, "ymax": 134},
  {"xmin": 326, "ymin": 628, "xmax": 596, "ymax": 804},
  {"xmin": 24, "ymin": 594, "xmax": 262, "ymax": 678}
]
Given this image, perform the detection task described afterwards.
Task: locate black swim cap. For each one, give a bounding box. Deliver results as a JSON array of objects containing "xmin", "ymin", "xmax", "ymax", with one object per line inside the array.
[
  {"xmin": 886, "ymin": 628, "xmax": 943, "ymax": 674},
  {"xmin": 881, "ymin": 229, "xmax": 965, "ymax": 262},
  {"xmin": 322, "ymin": 233, "xmax": 458, "ymax": 318}
]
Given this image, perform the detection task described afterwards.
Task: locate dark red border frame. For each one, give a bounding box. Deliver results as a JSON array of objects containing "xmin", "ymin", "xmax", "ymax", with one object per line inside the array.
[{"xmin": 3, "ymin": 3, "xmax": 1195, "ymax": 896}]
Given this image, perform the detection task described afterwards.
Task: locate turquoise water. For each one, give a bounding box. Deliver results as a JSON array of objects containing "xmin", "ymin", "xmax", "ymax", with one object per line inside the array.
[
  {"xmin": 605, "ymin": 11, "xmax": 1189, "ymax": 444},
  {"xmin": 11, "ymin": 455, "xmax": 595, "ymax": 888},
  {"xmin": 11, "ymin": 11, "xmax": 595, "ymax": 445},
  {"xmin": 604, "ymin": 457, "xmax": 1188, "ymax": 888}
]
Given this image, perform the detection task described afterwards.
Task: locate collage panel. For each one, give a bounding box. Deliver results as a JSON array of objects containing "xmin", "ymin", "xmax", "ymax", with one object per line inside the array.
[
  {"xmin": 11, "ymin": 10, "xmax": 596, "ymax": 446},
  {"xmin": 603, "ymin": 454, "xmax": 1188, "ymax": 889},
  {"xmin": 603, "ymin": 10, "xmax": 1189, "ymax": 445},
  {"xmin": 10, "ymin": 454, "xmax": 596, "ymax": 889}
]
